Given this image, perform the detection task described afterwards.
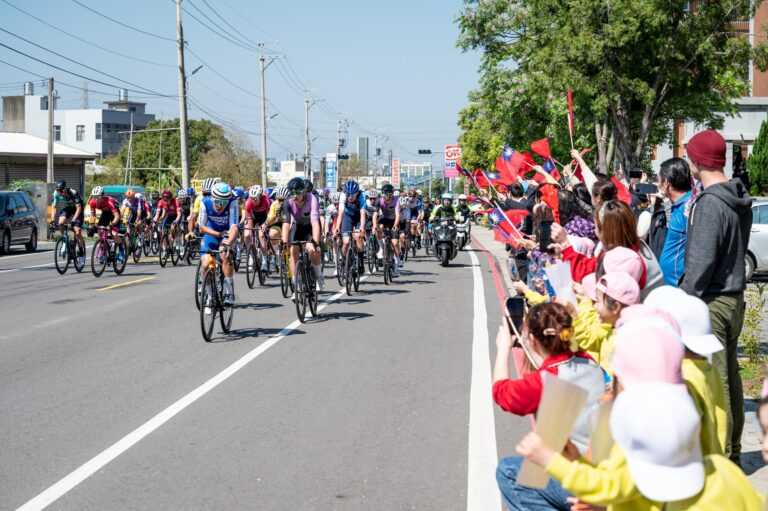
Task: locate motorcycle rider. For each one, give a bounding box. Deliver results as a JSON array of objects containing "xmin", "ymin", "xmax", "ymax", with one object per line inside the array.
[
  {"xmin": 456, "ymin": 194, "xmax": 471, "ymax": 223},
  {"xmin": 430, "ymin": 193, "xmax": 459, "ymax": 222}
]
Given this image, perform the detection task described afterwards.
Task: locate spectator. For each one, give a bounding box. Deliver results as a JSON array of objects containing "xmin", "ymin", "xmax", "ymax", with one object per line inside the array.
[
  {"xmin": 679, "ymin": 130, "xmax": 753, "ymax": 464},
  {"xmin": 656, "ymin": 158, "xmax": 693, "ymax": 286}
]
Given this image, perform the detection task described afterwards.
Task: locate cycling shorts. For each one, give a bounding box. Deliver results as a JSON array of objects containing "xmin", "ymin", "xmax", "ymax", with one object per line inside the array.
[
  {"xmin": 377, "ymin": 218, "xmax": 395, "ymax": 229},
  {"xmin": 59, "ymin": 206, "xmax": 83, "ymax": 227},
  {"xmin": 340, "ymin": 213, "xmax": 361, "ymax": 233},
  {"xmin": 251, "ymin": 211, "xmax": 268, "ymax": 226},
  {"xmin": 97, "ymin": 212, "xmax": 121, "ymax": 231},
  {"xmin": 289, "ymin": 223, "xmax": 314, "ymax": 243},
  {"xmin": 397, "ymin": 219, "xmax": 407, "ymax": 232},
  {"xmin": 162, "ymin": 216, "xmax": 177, "ymax": 229},
  {"xmin": 201, "ymin": 234, "xmax": 223, "ymax": 254}
]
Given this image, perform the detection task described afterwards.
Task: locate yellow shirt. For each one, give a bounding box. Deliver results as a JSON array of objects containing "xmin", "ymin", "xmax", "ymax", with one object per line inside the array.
[
  {"xmin": 268, "ymin": 200, "xmax": 285, "ymax": 224},
  {"xmin": 572, "ymin": 299, "xmax": 615, "ymax": 371},
  {"xmin": 524, "ymin": 288, "xmax": 549, "ymax": 305},
  {"xmin": 682, "ymin": 358, "xmax": 727, "ymax": 456},
  {"xmin": 666, "ymin": 455, "xmax": 763, "ymax": 510},
  {"xmin": 192, "ymin": 195, "xmax": 203, "ymax": 215},
  {"xmin": 546, "ymin": 444, "xmax": 660, "ymax": 511}
]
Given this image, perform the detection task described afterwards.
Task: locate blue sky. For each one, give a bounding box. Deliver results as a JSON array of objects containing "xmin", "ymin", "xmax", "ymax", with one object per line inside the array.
[{"xmin": 0, "ymin": 0, "xmax": 480, "ymax": 166}]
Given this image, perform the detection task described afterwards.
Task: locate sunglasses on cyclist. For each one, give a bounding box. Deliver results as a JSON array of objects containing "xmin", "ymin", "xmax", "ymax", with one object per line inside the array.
[
  {"xmin": 213, "ymin": 198, "xmax": 229, "ymax": 207},
  {"xmin": 383, "ymin": 193, "xmax": 392, "ymax": 197},
  {"xmin": 290, "ymin": 190, "xmax": 304, "ymax": 197}
]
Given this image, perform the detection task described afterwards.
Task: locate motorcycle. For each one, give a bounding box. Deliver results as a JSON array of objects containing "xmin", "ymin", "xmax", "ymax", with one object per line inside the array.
[
  {"xmin": 456, "ymin": 217, "xmax": 471, "ymax": 250},
  {"xmin": 432, "ymin": 218, "xmax": 458, "ymax": 267}
]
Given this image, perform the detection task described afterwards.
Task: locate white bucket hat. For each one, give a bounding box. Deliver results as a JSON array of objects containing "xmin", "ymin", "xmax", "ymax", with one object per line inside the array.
[
  {"xmin": 644, "ymin": 286, "xmax": 723, "ymax": 356},
  {"xmin": 610, "ymin": 382, "xmax": 704, "ymax": 502}
]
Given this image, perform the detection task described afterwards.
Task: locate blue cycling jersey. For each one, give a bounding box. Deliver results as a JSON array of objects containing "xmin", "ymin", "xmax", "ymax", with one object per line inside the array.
[
  {"xmin": 340, "ymin": 191, "xmax": 365, "ymax": 217},
  {"xmin": 199, "ymin": 196, "xmax": 239, "ymax": 233}
]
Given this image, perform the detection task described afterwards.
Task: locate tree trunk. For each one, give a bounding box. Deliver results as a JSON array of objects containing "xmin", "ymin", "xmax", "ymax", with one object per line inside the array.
[
  {"xmin": 595, "ymin": 120, "xmax": 606, "ymax": 173},
  {"xmin": 606, "ymin": 128, "xmax": 615, "ymax": 173}
]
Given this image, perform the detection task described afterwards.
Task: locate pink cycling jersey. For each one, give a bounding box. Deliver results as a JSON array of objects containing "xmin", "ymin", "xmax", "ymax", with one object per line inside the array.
[
  {"xmin": 284, "ymin": 192, "xmax": 320, "ymax": 226},
  {"xmin": 245, "ymin": 194, "xmax": 271, "ymax": 215},
  {"xmin": 90, "ymin": 196, "xmax": 120, "ymax": 215},
  {"xmin": 377, "ymin": 195, "xmax": 400, "ymax": 220}
]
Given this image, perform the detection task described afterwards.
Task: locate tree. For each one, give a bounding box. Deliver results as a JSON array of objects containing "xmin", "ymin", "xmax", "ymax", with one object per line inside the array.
[
  {"xmin": 196, "ymin": 130, "xmax": 262, "ymax": 186},
  {"xmin": 457, "ymin": 0, "xmax": 766, "ymax": 172},
  {"xmin": 748, "ymin": 115, "xmax": 768, "ymax": 196}
]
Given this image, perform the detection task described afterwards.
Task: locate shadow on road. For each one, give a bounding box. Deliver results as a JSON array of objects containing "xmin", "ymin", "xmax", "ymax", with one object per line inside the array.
[
  {"xmin": 235, "ymin": 302, "xmax": 282, "ymax": 311},
  {"xmin": 364, "ymin": 288, "xmax": 409, "ymax": 295},
  {"xmin": 333, "ymin": 297, "xmax": 370, "ymax": 306},
  {"xmin": 394, "ymin": 279, "xmax": 435, "ymax": 285},
  {"xmin": 310, "ymin": 311, "xmax": 372, "ymax": 323},
  {"xmin": 220, "ymin": 327, "xmax": 306, "ymax": 341}
]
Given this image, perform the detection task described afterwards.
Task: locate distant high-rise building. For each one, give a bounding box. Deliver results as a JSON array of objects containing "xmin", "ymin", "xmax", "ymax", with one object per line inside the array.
[{"xmin": 357, "ymin": 137, "xmax": 369, "ymax": 166}]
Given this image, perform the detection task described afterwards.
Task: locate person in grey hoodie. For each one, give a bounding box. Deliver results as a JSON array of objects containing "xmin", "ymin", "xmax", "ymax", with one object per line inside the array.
[{"xmin": 680, "ymin": 130, "xmax": 753, "ymax": 465}]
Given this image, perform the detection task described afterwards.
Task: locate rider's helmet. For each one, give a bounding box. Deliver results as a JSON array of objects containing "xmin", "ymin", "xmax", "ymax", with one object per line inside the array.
[
  {"xmin": 416, "ymin": 188, "xmax": 423, "ymax": 197},
  {"xmin": 276, "ymin": 187, "xmax": 290, "ymax": 200},
  {"xmin": 125, "ymin": 189, "xmax": 136, "ymax": 199},
  {"xmin": 381, "ymin": 184, "xmax": 394, "ymax": 196},
  {"xmin": 322, "ymin": 188, "xmax": 330, "ymax": 197},
  {"xmin": 211, "ymin": 182, "xmax": 232, "ymax": 201},
  {"xmin": 331, "ymin": 192, "xmax": 341, "ymax": 203},
  {"xmin": 249, "ymin": 185, "xmax": 262, "ymax": 198},
  {"xmin": 201, "ymin": 177, "xmax": 219, "ymax": 194},
  {"xmin": 343, "ymin": 180, "xmax": 360, "ymax": 196},
  {"xmin": 366, "ymin": 189, "xmax": 379, "ymax": 200},
  {"xmin": 441, "ymin": 193, "xmax": 454, "ymax": 206},
  {"xmin": 187, "ymin": 187, "xmax": 196, "ymax": 197},
  {"xmin": 458, "ymin": 194, "xmax": 467, "ymax": 204},
  {"xmin": 161, "ymin": 189, "xmax": 173, "ymax": 201},
  {"xmin": 302, "ymin": 178, "xmax": 314, "ymax": 193},
  {"xmin": 91, "ymin": 186, "xmax": 104, "ymax": 197},
  {"xmin": 150, "ymin": 190, "xmax": 160, "ymax": 200},
  {"xmin": 394, "ymin": 190, "xmax": 401, "ymax": 198},
  {"xmin": 136, "ymin": 193, "xmax": 143, "ymax": 200},
  {"xmin": 287, "ymin": 177, "xmax": 306, "ymax": 194},
  {"xmin": 177, "ymin": 189, "xmax": 188, "ymax": 200},
  {"xmin": 399, "ymin": 197, "xmax": 408, "ymax": 207},
  {"xmin": 55, "ymin": 180, "xmax": 67, "ymax": 191},
  {"xmin": 233, "ymin": 187, "xmax": 245, "ymax": 199}
]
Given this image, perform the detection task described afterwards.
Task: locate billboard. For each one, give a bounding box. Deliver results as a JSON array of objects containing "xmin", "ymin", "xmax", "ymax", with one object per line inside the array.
[
  {"xmin": 392, "ymin": 158, "xmax": 401, "ymax": 186},
  {"xmin": 444, "ymin": 145, "xmax": 461, "ymax": 178},
  {"xmin": 325, "ymin": 153, "xmax": 337, "ymax": 190}
]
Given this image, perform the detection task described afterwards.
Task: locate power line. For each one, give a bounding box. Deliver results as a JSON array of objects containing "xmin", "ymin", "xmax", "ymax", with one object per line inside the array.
[
  {"xmin": 182, "ymin": 1, "xmax": 276, "ymax": 55},
  {"xmin": 0, "ymin": 42, "xmax": 176, "ymax": 97},
  {"xmin": 71, "ymin": 0, "xmax": 175, "ymax": 42},
  {"xmin": 185, "ymin": 46, "xmax": 259, "ymax": 98},
  {"xmin": 0, "ymin": 0, "xmax": 174, "ymax": 68},
  {"xmin": 199, "ymin": 0, "xmax": 263, "ymax": 48},
  {"xmin": 218, "ymin": 0, "xmax": 278, "ymax": 42}
]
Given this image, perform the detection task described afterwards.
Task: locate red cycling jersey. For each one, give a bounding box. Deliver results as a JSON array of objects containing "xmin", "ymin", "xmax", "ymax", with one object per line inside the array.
[
  {"xmin": 89, "ymin": 196, "xmax": 120, "ymax": 215},
  {"xmin": 157, "ymin": 198, "xmax": 180, "ymax": 219},
  {"xmin": 245, "ymin": 194, "xmax": 271, "ymax": 215}
]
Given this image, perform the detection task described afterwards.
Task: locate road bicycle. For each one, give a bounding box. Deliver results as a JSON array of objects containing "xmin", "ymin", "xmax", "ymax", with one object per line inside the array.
[
  {"xmin": 366, "ymin": 228, "xmax": 379, "ymax": 274},
  {"xmin": 91, "ymin": 226, "xmax": 127, "ymax": 277},
  {"xmin": 244, "ymin": 226, "xmax": 268, "ymax": 288},
  {"xmin": 380, "ymin": 227, "xmax": 397, "ymax": 285},
  {"xmin": 125, "ymin": 222, "xmax": 144, "ymax": 263},
  {"xmin": 422, "ymin": 222, "xmax": 434, "ymax": 256},
  {"xmin": 199, "ymin": 243, "xmax": 234, "ymax": 342},
  {"xmin": 340, "ymin": 230, "xmax": 362, "ymax": 296},
  {"xmin": 287, "ymin": 240, "xmax": 318, "ymax": 323},
  {"xmin": 276, "ymin": 240, "xmax": 294, "ymax": 299},
  {"xmin": 158, "ymin": 222, "xmax": 180, "ymax": 268},
  {"xmin": 52, "ymin": 222, "xmax": 85, "ymax": 274}
]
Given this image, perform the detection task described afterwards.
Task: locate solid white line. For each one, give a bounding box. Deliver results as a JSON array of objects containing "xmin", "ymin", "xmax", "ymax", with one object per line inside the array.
[
  {"xmin": 0, "ymin": 262, "xmax": 55, "ymax": 274},
  {"xmin": 466, "ymin": 248, "xmax": 501, "ymax": 511},
  {"xmin": 16, "ymin": 283, "xmax": 352, "ymax": 511}
]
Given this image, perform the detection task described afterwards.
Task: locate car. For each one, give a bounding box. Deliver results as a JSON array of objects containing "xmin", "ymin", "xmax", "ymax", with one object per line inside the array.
[
  {"xmin": 747, "ymin": 198, "xmax": 768, "ymax": 280},
  {"xmin": 0, "ymin": 190, "xmax": 39, "ymax": 255}
]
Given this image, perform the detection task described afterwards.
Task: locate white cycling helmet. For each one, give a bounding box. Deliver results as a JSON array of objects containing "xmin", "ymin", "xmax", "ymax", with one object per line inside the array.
[
  {"xmin": 249, "ymin": 185, "xmax": 262, "ymax": 198},
  {"xmin": 394, "ymin": 190, "xmax": 401, "ymax": 197},
  {"xmin": 211, "ymin": 182, "xmax": 232, "ymax": 200},
  {"xmin": 201, "ymin": 177, "xmax": 220, "ymax": 193},
  {"xmin": 177, "ymin": 189, "xmax": 188, "ymax": 199},
  {"xmin": 91, "ymin": 186, "xmax": 104, "ymax": 197},
  {"xmin": 458, "ymin": 194, "xmax": 467, "ymax": 200},
  {"xmin": 276, "ymin": 187, "xmax": 290, "ymax": 200},
  {"xmin": 366, "ymin": 189, "xmax": 379, "ymax": 199},
  {"xmin": 416, "ymin": 188, "xmax": 423, "ymax": 196},
  {"xmin": 331, "ymin": 192, "xmax": 341, "ymax": 203},
  {"xmin": 399, "ymin": 197, "xmax": 408, "ymax": 206},
  {"xmin": 136, "ymin": 193, "xmax": 143, "ymax": 199}
]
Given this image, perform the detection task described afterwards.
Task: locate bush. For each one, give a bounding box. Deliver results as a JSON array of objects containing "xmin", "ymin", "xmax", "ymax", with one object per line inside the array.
[
  {"xmin": 748, "ymin": 116, "xmax": 768, "ymax": 196},
  {"xmin": 4, "ymin": 179, "xmax": 38, "ymax": 201}
]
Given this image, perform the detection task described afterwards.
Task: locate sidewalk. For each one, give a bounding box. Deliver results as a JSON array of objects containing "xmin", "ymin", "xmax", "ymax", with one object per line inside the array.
[{"xmin": 470, "ymin": 226, "xmax": 768, "ymax": 493}]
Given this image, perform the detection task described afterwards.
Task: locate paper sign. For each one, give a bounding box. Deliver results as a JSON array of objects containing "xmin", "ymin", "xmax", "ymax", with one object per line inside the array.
[
  {"xmin": 587, "ymin": 400, "xmax": 614, "ymax": 463},
  {"xmin": 517, "ymin": 372, "xmax": 588, "ymax": 488},
  {"xmin": 544, "ymin": 262, "xmax": 578, "ymax": 307}
]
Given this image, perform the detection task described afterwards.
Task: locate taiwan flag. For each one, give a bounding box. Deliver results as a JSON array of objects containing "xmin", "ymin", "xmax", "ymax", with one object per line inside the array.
[
  {"xmin": 489, "ymin": 208, "xmax": 525, "ymax": 249},
  {"xmin": 530, "ymin": 138, "xmax": 551, "ymax": 159},
  {"xmin": 495, "ymin": 145, "xmax": 524, "ymax": 182},
  {"xmin": 542, "ymin": 157, "xmax": 562, "ymax": 181}
]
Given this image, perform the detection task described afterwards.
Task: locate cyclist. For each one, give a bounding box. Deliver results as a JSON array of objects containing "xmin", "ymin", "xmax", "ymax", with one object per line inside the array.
[
  {"xmin": 405, "ymin": 190, "xmax": 425, "ymax": 249},
  {"xmin": 363, "ymin": 189, "xmax": 379, "ymax": 240},
  {"xmin": 397, "ymin": 197, "xmax": 410, "ymax": 266},
  {"xmin": 422, "ymin": 197, "xmax": 435, "ymax": 244},
  {"xmin": 245, "ymin": 184, "xmax": 271, "ymax": 272},
  {"xmin": 121, "ymin": 188, "xmax": 145, "ymax": 232},
  {"xmin": 375, "ymin": 183, "xmax": 401, "ymax": 276},
  {"xmin": 153, "ymin": 189, "xmax": 182, "ymax": 248},
  {"xmin": 148, "ymin": 190, "xmax": 160, "ymax": 219},
  {"xmin": 265, "ymin": 186, "xmax": 288, "ymax": 272},
  {"xmin": 282, "ymin": 177, "xmax": 324, "ymax": 293},
  {"xmin": 323, "ymin": 191, "xmax": 340, "ymax": 265},
  {"xmin": 89, "ymin": 186, "xmax": 125, "ymax": 251},
  {"xmin": 199, "ymin": 182, "xmax": 239, "ymax": 306},
  {"xmin": 189, "ymin": 177, "xmax": 218, "ymax": 235},
  {"xmin": 333, "ymin": 180, "xmax": 367, "ymax": 275},
  {"xmin": 177, "ymin": 189, "xmax": 192, "ymax": 235},
  {"xmin": 51, "ymin": 180, "xmax": 85, "ymax": 259},
  {"xmin": 430, "ymin": 192, "xmax": 460, "ymax": 222}
]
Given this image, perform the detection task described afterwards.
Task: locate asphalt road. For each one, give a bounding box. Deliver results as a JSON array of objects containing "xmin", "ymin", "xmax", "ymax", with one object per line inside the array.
[{"xmin": 1, "ymin": 239, "xmax": 528, "ymax": 510}]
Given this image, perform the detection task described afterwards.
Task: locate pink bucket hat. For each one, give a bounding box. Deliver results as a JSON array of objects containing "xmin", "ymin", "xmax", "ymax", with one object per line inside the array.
[
  {"xmin": 612, "ymin": 323, "xmax": 685, "ymax": 387},
  {"xmin": 582, "ymin": 272, "xmax": 598, "ymax": 302},
  {"xmin": 616, "ymin": 304, "xmax": 682, "ymax": 339},
  {"xmin": 596, "ymin": 272, "xmax": 640, "ymax": 306},
  {"xmin": 602, "ymin": 247, "xmax": 643, "ymax": 284}
]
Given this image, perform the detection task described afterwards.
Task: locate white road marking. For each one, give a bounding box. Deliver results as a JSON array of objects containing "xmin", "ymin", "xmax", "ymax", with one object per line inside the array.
[
  {"xmin": 0, "ymin": 262, "xmax": 55, "ymax": 274},
  {"xmin": 16, "ymin": 282, "xmax": 356, "ymax": 511},
  {"xmin": 466, "ymin": 248, "xmax": 501, "ymax": 511}
]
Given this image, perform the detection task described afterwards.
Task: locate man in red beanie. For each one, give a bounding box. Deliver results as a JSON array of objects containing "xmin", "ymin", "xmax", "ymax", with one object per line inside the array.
[{"xmin": 680, "ymin": 129, "xmax": 752, "ymax": 465}]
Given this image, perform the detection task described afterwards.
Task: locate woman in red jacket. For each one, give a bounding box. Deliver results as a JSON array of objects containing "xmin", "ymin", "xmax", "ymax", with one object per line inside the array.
[{"xmin": 494, "ymin": 302, "xmax": 605, "ymax": 510}]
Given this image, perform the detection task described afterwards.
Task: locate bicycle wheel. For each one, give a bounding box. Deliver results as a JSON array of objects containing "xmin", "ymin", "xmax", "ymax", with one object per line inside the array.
[
  {"xmin": 91, "ymin": 240, "xmax": 108, "ymax": 277},
  {"xmin": 218, "ymin": 268, "xmax": 234, "ymax": 333},
  {"xmin": 200, "ymin": 268, "xmax": 217, "ymax": 342},
  {"xmin": 336, "ymin": 245, "xmax": 346, "ymax": 287},
  {"xmin": 279, "ymin": 256, "xmax": 291, "ymax": 298},
  {"xmin": 366, "ymin": 237, "xmax": 375, "ymax": 274},
  {"xmin": 307, "ymin": 265, "xmax": 318, "ymax": 317},
  {"xmin": 256, "ymin": 248, "xmax": 267, "ymax": 286},
  {"xmin": 233, "ymin": 242, "xmax": 242, "ymax": 273},
  {"xmin": 151, "ymin": 229, "xmax": 159, "ymax": 255},
  {"xmin": 245, "ymin": 245, "xmax": 256, "ymax": 289},
  {"xmin": 345, "ymin": 248, "xmax": 354, "ymax": 296},
  {"xmin": 159, "ymin": 237, "xmax": 169, "ymax": 268},
  {"xmin": 142, "ymin": 230, "xmax": 151, "ymax": 256},
  {"xmin": 412, "ymin": 233, "xmax": 417, "ymax": 258},
  {"xmin": 73, "ymin": 239, "xmax": 86, "ymax": 273},
  {"xmin": 294, "ymin": 258, "xmax": 307, "ymax": 323},
  {"xmin": 171, "ymin": 233, "xmax": 180, "ymax": 266},
  {"xmin": 113, "ymin": 242, "xmax": 127, "ymax": 275},
  {"xmin": 132, "ymin": 235, "xmax": 142, "ymax": 263},
  {"xmin": 54, "ymin": 237, "xmax": 69, "ymax": 274},
  {"xmin": 353, "ymin": 253, "xmax": 361, "ymax": 292},
  {"xmin": 194, "ymin": 260, "xmax": 203, "ymax": 309}
]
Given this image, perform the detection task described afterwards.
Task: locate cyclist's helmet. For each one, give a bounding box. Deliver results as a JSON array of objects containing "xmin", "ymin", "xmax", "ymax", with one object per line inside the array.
[
  {"xmin": 55, "ymin": 180, "xmax": 67, "ymax": 191},
  {"xmin": 381, "ymin": 184, "xmax": 394, "ymax": 195},
  {"xmin": 136, "ymin": 193, "xmax": 143, "ymax": 200},
  {"xmin": 442, "ymin": 193, "xmax": 454, "ymax": 203},
  {"xmin": 201, "ymin": 177, "xmax": 219, "ymax": 194},
  {"xmin": 269, "ymin": 188, "xmax": 277, "ymax": 200},
  {"xmin": 211, "ymin": 182, "xmax": 232, "ymax": 200},
  {"xmin": 249, "ymin": 185, "xmax": 262, "ymax": 198},
  {"xmin": 187, "ymin": 187, "xmax": 196, "ymax": 197},
  {"xmin": 161, "ymin": 189, "xmax": 172, "ymax": 200},
  {"xmin": 399, "ymin": 197, "xmax": 408, "ymax": 207},
  {"xmin": 125, "ymin": 189, "xmax": 136, "ymax": 199},
  {"xmin": 366, "ymin": 189, "xmax": 379, "ymax": 199},
  {"xmin": 394, "ymin": 190, "xmax": 400, "ymax": 197},
  {"xmin": 151, "ymin": 190, "xmax": 160, "ymax": 200},
  {"xmin": 416, "ymin": 188, "xmax": 423, "ymax": 197},
  {"xmin": 233, "ymin": 187, "xmax": 245, "ymax": 199},
  {"xmin": 91, "ymin": 186, "xmax": 104, "ymax": 197},
  {"xmin": 303, "ymin": 179, "xmax": 314, "ymax": 193},
  {"xmin": 331, "ymin": 192, "xmax": 341, "ymax": 203},
  {"xmin": 276, "ymin": 187, "xmax": 290, "ymax": 200},
  {"xmin": 322, "ymin": 188, "xmax": 330, "ymax": 197},
  {"xmin": 287, "ymin": 177, "xmax": 306, "ymax": 193},
  {"xmin": 177, "ymin": 189, "xmax": 188, "ymax": 200},
  {"xmin": 343, "ymin": 180, "xmax": 360, "ymax": 196}
]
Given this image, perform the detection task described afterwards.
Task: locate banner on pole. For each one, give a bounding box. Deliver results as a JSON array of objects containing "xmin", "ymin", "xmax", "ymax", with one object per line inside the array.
[
  {"xmin": 444, "ymin": 145, "xmax": 461, "ymax": 178},
  {"xmin": 325, "ymin": 153, "xmax": 337, "ymax": 190},
  {"xmin": 392, "ymin": 158, "xmax": 401, "ymax": 186}
]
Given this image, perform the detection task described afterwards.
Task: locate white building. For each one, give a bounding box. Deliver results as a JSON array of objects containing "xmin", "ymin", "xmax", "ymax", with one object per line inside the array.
[
  {"xmin": 267, "ymin": 160, "xmax": 305, "ymax": 187},
  {"xmin": 2, "ymin": 84, "xmax": 155, "ymax": 158}
]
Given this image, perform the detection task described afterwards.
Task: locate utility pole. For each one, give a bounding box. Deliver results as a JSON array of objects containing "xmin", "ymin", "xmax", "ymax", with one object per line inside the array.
[
  {"xmin": 176, "ymin": 0, "xmax": 190, "ymax": 189},
  {"xmin": 46, "ymin": 77, "xmax": 54, "ymax": 185},
  {"xmin": 303, "ymin": 91, "xmax": 322, "ymax": 181},
  {"xmin": 336, "ymin": 119, "xmax": 342, "ymax": 180},
  {"xmin": 259, "ymin": 48, "xmax": 268, "ymax": 190}
]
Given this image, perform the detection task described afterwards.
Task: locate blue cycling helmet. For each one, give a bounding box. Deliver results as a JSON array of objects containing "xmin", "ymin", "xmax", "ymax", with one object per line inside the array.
[
  {"xmin": 233, "ymin": 188, "xmax": 245, "ymax": 199},
  {"xmin": 344, "ymin": 180, "xmax": 360, "ymax": 195},
  {"xmin": 211, "ymin": 182, "xmax": 232, "ymax": 200},
  {"xmin": 186, "ymin": 187, "xmax": 195, "ymax": 197}
]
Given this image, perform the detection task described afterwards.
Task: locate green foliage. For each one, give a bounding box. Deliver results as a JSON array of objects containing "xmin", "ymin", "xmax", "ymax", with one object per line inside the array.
[
  {"xmin": 5, "ymin": 179, "xmax": 37, "ymax": 200},
  {"xmin": 742, "ymin": 282, "xmax": 767, "ymax": 366},
  {"xmin": 748, "ymin": 116, "xmax": 768, "ymax": 196},
  {"xmin": 456, "ymin": 0, "xmax": 763, "ymax": 171}
]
